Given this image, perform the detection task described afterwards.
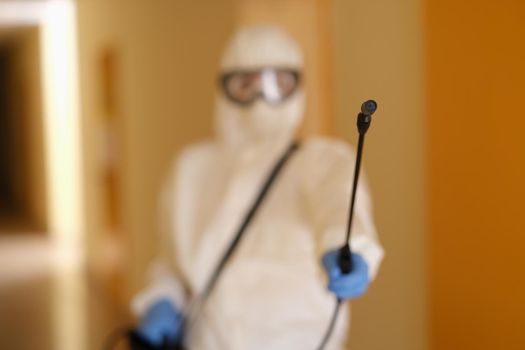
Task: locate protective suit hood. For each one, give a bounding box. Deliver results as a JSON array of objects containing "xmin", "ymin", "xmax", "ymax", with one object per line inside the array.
[{"xmin": 214, "ymin": 25, "xmax": 305, "ymax": 150}]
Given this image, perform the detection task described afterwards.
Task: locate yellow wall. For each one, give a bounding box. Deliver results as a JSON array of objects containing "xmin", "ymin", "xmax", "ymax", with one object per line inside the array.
[
  {"xmin": 332, "ymin": 0, "xmax": 428, "ymax": 349},
  {"xmin": 77, "ymin": 0, "xmax": 237, "ymax": 297},
  {"xmin": 426, "ymin": 1, "xmax": 525, "ymax": 349}
]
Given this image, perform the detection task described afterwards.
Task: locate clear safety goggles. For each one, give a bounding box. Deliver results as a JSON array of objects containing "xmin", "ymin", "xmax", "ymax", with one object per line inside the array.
[{"xmin": 220, "ymin": 68, "xmax": 301, "ymax": 106}]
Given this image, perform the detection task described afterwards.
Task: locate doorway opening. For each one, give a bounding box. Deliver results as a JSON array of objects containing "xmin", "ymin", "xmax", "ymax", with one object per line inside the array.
[{"xmin": 0, "ymin": 26, "xmax": 47, "ymax": 234}]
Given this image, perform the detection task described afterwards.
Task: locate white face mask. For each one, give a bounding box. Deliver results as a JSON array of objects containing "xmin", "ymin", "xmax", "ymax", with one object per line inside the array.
[{"xmin": 215, "ymin": 88, "xmax": 304, "ymax": 148}]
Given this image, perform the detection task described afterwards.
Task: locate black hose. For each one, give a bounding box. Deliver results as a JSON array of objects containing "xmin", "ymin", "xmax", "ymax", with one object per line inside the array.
[{"xmin": 316, "ymin": 300, "xmax": 342, "ymax": 350}]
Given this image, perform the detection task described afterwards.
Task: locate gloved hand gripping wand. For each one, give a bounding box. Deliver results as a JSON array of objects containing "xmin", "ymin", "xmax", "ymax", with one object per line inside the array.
[{"xmin": 316, "ymin": 99, "xmax": 377, "ymax": 350}]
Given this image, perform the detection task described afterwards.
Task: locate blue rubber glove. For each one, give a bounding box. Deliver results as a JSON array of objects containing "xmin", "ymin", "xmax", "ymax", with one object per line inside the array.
[
  {"xmin": 322, "ymin": 250, "xmax": 370, "ymax": 300},
  {"xmin": 137, "ymin": 298, "xmax": 183, "ymax": 347}
]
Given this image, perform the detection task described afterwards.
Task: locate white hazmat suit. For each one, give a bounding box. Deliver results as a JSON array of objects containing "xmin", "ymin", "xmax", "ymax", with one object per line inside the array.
[{"xmin": 132, "ymin": 25, "xmax": 384, "ymax": 350}]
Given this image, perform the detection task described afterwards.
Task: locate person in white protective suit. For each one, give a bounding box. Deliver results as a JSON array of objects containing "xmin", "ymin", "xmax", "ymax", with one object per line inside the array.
[{"xmin": 131, "ymin": 24, "xmax": 384, "ymax": 350}]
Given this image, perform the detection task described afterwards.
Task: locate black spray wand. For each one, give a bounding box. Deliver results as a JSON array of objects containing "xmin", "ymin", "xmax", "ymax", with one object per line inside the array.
[
  {"xmin": 317, "ymin": 99, "xmax": 378, "ymax": 350},
  {"xmin": 338, "ymin": 99, "xmax": 377, "ymax": 273}
]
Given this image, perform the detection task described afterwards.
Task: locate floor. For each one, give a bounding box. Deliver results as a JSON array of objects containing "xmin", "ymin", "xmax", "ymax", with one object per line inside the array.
[{"xmin": 0, "ymin": 234, "xmax": 131, "ymax": 350}]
